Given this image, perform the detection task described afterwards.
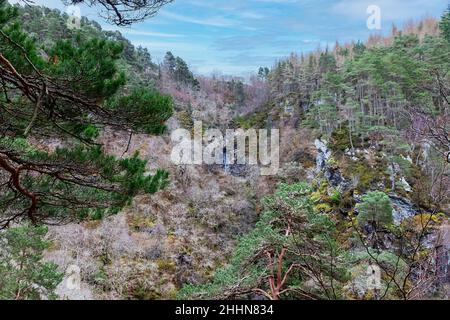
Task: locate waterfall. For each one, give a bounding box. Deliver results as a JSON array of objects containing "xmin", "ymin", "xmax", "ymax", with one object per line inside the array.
[
  {"xmin": 315, "ymin": 139, "xmax": 331, "ymax": 173},
  {"xmin": 223, "ymin": 146, "xmax": 230, "ymax": 173}
]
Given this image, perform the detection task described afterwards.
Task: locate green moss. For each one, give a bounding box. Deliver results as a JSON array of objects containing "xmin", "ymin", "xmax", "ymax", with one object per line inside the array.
[
  {"xmin": 132, "ymin": 287, "xmax": 161, "ymax": 300},
  {"xmin": 177, "ymin": 110, "xmax": 194, "ymax": 130},
  {"xmin": 330, "ymin": 126, "xmax": 352, "ymax": 152},
  {"xmin": 156, "ymin": 259, "xmax": 176, "ymax": 273},
  {"xmin": 310, "ymin": 180, "xmax": 345, "ymax": 213},
  {"xmin": 310, "ymin": 191, "xmax": 323, "ymax": 203},
  {"xmin": 329, "ymin": 189, "xmax": 342, "ymax": 205},
  {"xmin": 128, "ymin": 214, "xmax": 156, "ymax": 231},
  {"xmin": 93, "ymin": 268, "xmax": 108, "ymax": 286},
  {"xmin": 330, "ymin": 125, "xmax": 360, "ymax": 152},
  {"xmin": 343, "ymin": 160, "xmax": 388, "ymax": 191},
  {"xmin": 314, "ymin": 203, "xmax": 333, "ymax": 213},
  {"xmin": 232, "ymin": 102, "xmax": 273, "ymax": 129},
  {"xmin": 233, "ymin": 112, "xmax": 268, "ymax": 129},
  {"xmin": 292, "ymin": 149, "xmax": 316, "ymax": 168},
  {"xmin": 340, "ymin": 190, "xmax": 356, "ymax": 211}
]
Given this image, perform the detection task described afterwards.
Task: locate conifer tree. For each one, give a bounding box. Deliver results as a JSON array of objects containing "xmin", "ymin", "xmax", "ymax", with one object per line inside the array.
[
  {"xmin": 67, "ymin": 0, "xmax": 173, "ymax": 26},
  {"xmin": 0, "ymin": 225, "xmax": 63, "ymax": 300},
  {"xmin": 357, "ymin": 191, "xmax": 394, "ymax": 228},
  {"xmin": 440, "ymin": 5, "xmax": 450, "ymax": 42},
  {"xmin": 0, "ymin": 0, "xmax": 173, "ymax": 227}
]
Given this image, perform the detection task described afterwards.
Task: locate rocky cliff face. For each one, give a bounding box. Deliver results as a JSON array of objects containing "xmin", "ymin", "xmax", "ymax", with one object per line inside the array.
[
  {"xmin": 45, "ymin": 117, "xmax": 273, "ymax": 299},
  {"xmin": 44, "ymin": 115, "xmax": 449, "ymax": 300}
]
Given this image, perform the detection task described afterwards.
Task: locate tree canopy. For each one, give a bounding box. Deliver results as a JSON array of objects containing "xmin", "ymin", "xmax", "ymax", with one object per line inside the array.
[
  {"xmin": 61, "ymin": 0, "xmax": 173, "ymax": 26},
  {"xmin": 357, "ymin": 191, "xmax": 394, "ymax": 228},
  {"xmin": 0, "ymin": 225, "xmax": 63, "ymax": 300},
  {"xmin": 0, "ymin": 0, "xmax": 173, "ymax": 227}
]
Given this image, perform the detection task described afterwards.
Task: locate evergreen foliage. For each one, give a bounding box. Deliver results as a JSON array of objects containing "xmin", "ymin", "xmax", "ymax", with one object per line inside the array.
[
  {"xmin": 179, "ymin": 183, "xmax": 348, "ymax": 300},
  {"xmin": 356, "ymin": 191, "xmax": 394, "ymax": 228},
  {"xmin": 0, "ymin": 225, "xmax": 63, "ymax": 300},
  {"xmin": 0, "ymin": 0, "xmax": 172, "ymax": 227}
]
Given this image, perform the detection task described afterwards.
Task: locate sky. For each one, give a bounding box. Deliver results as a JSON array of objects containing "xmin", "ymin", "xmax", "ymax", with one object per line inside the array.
[{"xmin": 8, "ymin": 0, "xmax": 450, "ymax": 76}]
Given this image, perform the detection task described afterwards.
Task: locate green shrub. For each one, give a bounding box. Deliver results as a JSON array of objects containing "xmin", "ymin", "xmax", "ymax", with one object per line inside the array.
[{"xmin": 356, "ymin": 191, "xmax": 393, "ymax": 228}]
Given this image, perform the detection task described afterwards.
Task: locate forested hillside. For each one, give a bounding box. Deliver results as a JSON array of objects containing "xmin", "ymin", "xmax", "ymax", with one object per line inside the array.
[
  {"xmin": 180, "ymin": 11, "xmax": 450, "ymax": 300},
  {"xmin": 0, "ymin": 0, "xmax": 449, "ymax": 301}
]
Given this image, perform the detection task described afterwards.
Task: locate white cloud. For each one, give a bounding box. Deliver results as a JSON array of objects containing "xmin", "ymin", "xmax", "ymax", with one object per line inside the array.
[
  {"xmin": 251, "ymin": 0, "xmax": 300, "ymax": 3},
  {"xmin": 8, "ymin": 0, "xmax": 64, "ymax": 9},
  {"xmin": 332, "ymin": 0, "xmax": 448, "ymax": 20},
  {"xmin": 101, "ymin": 25, "xmax": 184, "ymax": 38},
  {"xmin": 133, "ymin": 40, "xmax": 206, "ymax": 52},
  {"xmin": 160, "ymin": 11, "xmax": 237, "ymax": 28}
]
